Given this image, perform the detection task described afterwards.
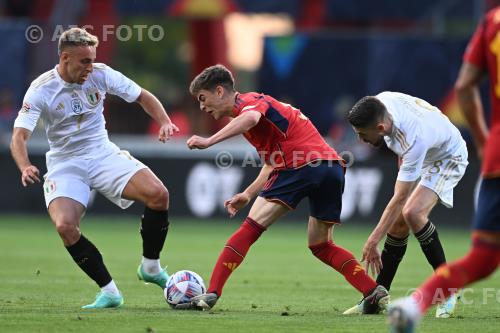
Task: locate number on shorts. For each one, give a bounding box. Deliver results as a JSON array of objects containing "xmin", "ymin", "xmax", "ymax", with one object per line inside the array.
[{"xmin": 429, "ymin": 160, "xmax": 443, "ymax": 174}]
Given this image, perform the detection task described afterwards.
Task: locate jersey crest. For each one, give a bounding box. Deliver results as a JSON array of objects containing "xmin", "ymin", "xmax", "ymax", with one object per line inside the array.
[
  {"xmin": 71, "ymin": 98, "xmax": 83, "ymax": 114},
  {"xmin": 85, "ymin": 87, "xmax": 101, "ymax": 106}
]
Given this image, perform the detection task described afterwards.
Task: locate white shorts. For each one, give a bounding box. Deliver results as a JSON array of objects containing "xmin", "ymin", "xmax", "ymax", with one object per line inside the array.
[
  {"xmin": 43, "ymin": 142, "xmax": 147, "ymax": 209},
  {"xmin": 419, "ymin": 145, "xmax": 468, "ymax": 208}
]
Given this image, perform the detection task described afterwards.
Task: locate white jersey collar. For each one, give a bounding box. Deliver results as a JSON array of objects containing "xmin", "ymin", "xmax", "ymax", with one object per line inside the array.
[{"xmin": 54, "ymin": 65, "xmax": 82, "ymax": 89}]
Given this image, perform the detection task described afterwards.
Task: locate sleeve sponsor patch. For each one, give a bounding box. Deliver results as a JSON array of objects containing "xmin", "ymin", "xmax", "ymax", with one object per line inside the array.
[{"xmin": 20, "ymin": 102, "xmax": 31, "ymax": 114}]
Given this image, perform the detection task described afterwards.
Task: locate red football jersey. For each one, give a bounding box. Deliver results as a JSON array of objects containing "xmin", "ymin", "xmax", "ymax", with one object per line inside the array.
[
  {"xmin": 232, "ymin": 92, "xmax": 341, "ymax": 169},
  {"xmin": 464, "ymin": 7, "xmax": 500, "ymax": 177}
]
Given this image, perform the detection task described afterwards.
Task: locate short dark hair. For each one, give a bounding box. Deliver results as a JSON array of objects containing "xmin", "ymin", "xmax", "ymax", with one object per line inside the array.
[
  {"xmin": 189, "ymin": 64, "xmax": 235, "ymax": 96},
  {"xmin": 347, "ymin": 96, "xmax": 387, "ymax": 128}
]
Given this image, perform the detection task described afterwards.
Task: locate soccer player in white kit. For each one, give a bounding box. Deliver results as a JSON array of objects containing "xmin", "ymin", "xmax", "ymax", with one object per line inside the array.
[
  {"xmin": 10, "ymin": 28, "xmax": 179, "ymax": 308},
  {"xmin": 344, "ymin": 92, "xmax": 468, "ymax": 316}
]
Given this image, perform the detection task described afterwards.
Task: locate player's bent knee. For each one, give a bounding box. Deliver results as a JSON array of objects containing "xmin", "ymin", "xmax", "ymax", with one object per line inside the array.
[
  {"xmin": 145, "ymin": 183, "xmax": 169, "ymax": 210},
  {"xmin": 402, "ymin": 205, "xmax": 425, "ymax": 225},
  {"xmin": 55, "ymin": 221, "xmax": 76, "ymax": 233},
  {"xmin": 308, "ymin": 241, "xmax": 329, "ymax": 257},
  {"xmin": 54, "ymin": 221, "xmax": 80, "ymax": 243}
]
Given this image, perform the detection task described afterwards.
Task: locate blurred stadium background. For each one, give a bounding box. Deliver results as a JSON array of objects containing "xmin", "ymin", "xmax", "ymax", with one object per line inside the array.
[{"xmin": 0, "ymin": 0, "xmax": 493, "ymax": 224}]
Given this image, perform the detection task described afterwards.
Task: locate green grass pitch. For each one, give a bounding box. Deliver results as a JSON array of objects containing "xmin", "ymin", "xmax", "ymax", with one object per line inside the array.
[{"xmin": 1, "ymin": 215, "xmax": 499, "ymax": 333}]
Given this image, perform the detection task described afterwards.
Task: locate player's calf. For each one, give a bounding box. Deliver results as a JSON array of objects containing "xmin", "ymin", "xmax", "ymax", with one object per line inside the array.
[
  {"xmin": 206, "ymin": 217, "xmax": 266, "ymax": 296},
  {"xmin": 140, "ymin": 207, "xmax": 170, "ymax": 260},
  {"xmin": 66, "ymin": 234, "xmax": 114, "ymax": 290},
  {"xmin": 309, "ymin": 241, "xmax": 378, "ymax": 296}
]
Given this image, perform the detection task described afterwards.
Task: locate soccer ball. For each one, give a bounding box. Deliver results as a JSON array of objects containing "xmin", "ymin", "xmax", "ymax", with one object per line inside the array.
[{"xmin": 164, "ymin": 270, "xmax": 206, "ymax": 307}]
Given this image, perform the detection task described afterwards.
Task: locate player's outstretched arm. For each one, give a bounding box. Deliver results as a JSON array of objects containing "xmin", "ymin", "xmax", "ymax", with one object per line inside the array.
[
  {"xmin": 224, "ymin": 163, "xmax": 274, "ymax": 217},
  {"xmin": 362, "ymin": 180, "xmax": 414, "ymax": 276},
  {"xmin": 187, "ymin": 111, "xmax": 261, "ymax": 150},
  {"xmin": 455, "ymin": 62, "xmax": 488, "ymax": 161},
  {"xmin": 10, "ymin": 127, "xmax": 40, "ymax": 187},
  {"xmin": 136, "ymin": 88, "xmax": 179, "ymax": 142}
]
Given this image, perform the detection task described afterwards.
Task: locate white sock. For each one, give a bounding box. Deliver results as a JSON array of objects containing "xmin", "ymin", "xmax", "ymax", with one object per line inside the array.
[
  {"xmin": 141, "ymin": 257, "xmax": 162, "ymax": 275},
  {"xmin": 101, "ymin": 280, "xmax": 120, "ymax": 296}
]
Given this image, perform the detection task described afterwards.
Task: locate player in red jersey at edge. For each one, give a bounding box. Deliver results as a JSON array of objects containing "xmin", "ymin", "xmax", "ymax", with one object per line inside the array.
[
  {"xmin": 388, "ymin": 7, "xmax": 500, "ymax": 333},
  {"xmin": 182, "ymin": 64, "xmax": 389, "ymax": 312}
]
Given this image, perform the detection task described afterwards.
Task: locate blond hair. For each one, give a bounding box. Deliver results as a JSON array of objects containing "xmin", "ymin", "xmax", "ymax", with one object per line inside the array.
[{"xmin": 58, "ymin": 27, "xmax": 99, "ymax": 55}]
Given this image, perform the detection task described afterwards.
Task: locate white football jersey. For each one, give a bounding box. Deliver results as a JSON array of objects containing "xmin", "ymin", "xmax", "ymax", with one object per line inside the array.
[
  {"xmin": 377, "ymin": 91, "xmax": 467, "ymax": 182},
  {"xmin": 14, "ymin": 63, "xmax": 141, "ymax": 157}
]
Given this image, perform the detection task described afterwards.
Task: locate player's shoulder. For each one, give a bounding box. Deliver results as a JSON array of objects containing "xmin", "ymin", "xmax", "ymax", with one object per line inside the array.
[
  {"xmin": 376, "ymin": 91, "xmax": 411, "ymax": 100},
  {"xmin": 27, "ymin": 68, "xmax": 60, "ymax": 103},
  {"xmin": 237, "ymin": 92, "xmax": 263, "ymax": 102},
  {"xmin": 88, "ymin": 63, "xmax": 117, "ymax": 88},
  {"xmin": 30, "ymin": 68, "xmax": 57, "ymax": 90},
  {"xmin": 91, "ymin": 63, "xmax": 131, "ymax": 85},
  {"xmin": 474, "ymin": 7, "xmax": 500, "ymax": 33},
  {"xmin": 376, "ymin": 91, "xmax": 393, "ymax": 100},
  {"xmin": 92, "ymin": 62, "xmax": 110, "ymax": 72},
  {"xmin": 378, "ymin": 91, "xmax": 419, "ymax": 108},
  {"xmin": 90, "ymin": 62, "xmax": 114, "ymax": 79},
  {"xmin": 484, "ymin": 7, "xmax": 500, "ymax": 24},
  {"xmin": 377, "ymin": 91, "xmax": 415, "ymax": 124},
  {"xmin": 376, "ymin": 91, "xmax": 401, "ymax": 108},
  {"xmin": 234, "ymin": 92, "xmax": 272, "ymax": 116},
  {"xmin": 235, "ymin": 92, "xmax": 266, "ymax": 108},
  {"xmin": 90, "ymin": 62, "xmax": 110, "ymax": 79}
]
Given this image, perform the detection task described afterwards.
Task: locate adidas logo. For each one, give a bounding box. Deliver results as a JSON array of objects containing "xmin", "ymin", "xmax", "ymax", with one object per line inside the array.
[
  {"xmin": 353, "ymin": 264, "xmax": 364, "ymax": 276},
  {"xmin": 436, "ymin": 266, "xmax": 451, "ymax": 279},
  {"xmin": 223, "ymin": 262, "xmax": 238, "ymax": 271},
  {"xmin": 55, "ymin": 102, "xmax": 64, "ymax": 112}
]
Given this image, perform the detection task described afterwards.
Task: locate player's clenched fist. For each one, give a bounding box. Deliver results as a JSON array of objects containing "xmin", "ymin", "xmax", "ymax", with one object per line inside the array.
[
  {"xmin": 224, "ymin": 192, "xmax": 251, "ymax": 218},
  {"xmin": 21, "ymin": 165, "xmax": 40, "ymax": 187},
  {"xmin": 186, "ymin": 135, "xmax": 211, "ymax": 150}
]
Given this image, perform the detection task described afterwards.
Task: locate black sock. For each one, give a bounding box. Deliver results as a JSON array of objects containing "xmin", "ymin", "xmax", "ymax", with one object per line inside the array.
[
  {"xmin": 414, "ymin": 221, "xmax": 446, "ymax": 270},
  {"xmin": 66, "ymin": 234, "xmax": 112, "ymax": 288},
  {"xmin": 141, "ymin": 207, "xmax": 169, "ymax": 259},
  {"xmin": 376, "ymin": 234, "xmax": 408, "ymax": 290}
]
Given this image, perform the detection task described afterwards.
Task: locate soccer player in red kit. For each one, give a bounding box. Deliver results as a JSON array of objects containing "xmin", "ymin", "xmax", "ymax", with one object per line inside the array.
[
  {"xmin": 183, "ymin": 64, "xmax": 389, "ymax": 312},
  {"xmin": 388, "ymin": 7, "xmax": 500, "ymax": 332}
]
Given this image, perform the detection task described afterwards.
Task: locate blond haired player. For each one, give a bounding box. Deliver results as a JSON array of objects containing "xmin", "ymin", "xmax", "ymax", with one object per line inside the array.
[{"xmin": 10, "ymin": 28, "xmax": 179, "ymax": 308}]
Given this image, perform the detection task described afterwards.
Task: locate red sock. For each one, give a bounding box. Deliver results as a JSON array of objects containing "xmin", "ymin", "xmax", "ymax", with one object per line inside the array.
[
  {"xmin": 414, "ymin": 238, "xmax": 500, "ymax": 313},
  {"xmin": 207, "ymin": 217, "xmax": 266, "ymax": 296},
  {"xmin": 309, "ymin": 241, "xmax": 377, "ymax": 297}
]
